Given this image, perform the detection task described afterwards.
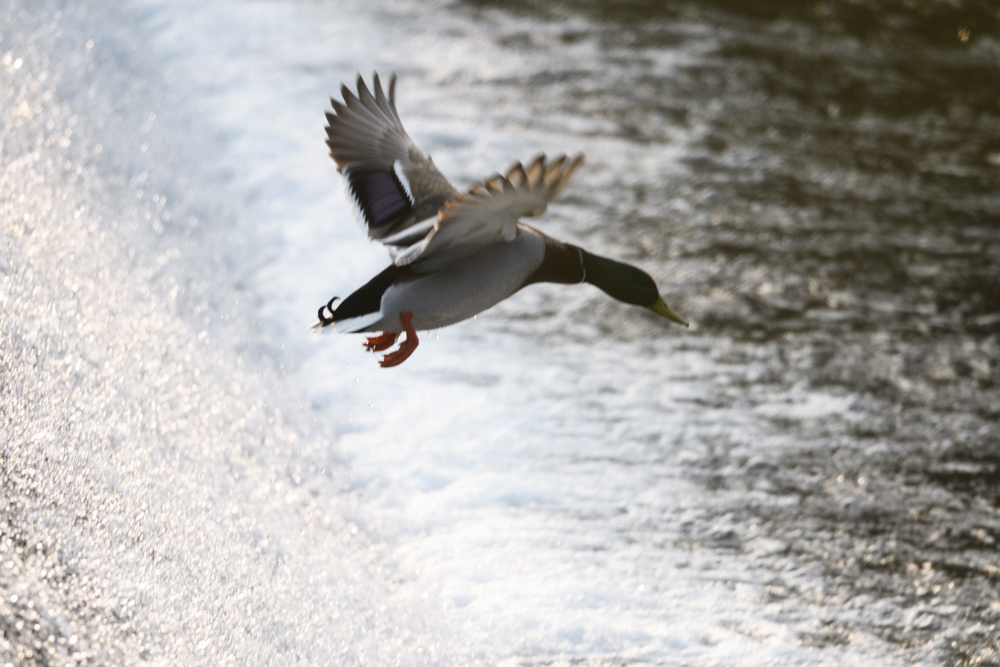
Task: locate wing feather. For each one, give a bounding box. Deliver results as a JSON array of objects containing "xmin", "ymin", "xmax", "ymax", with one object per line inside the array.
[
  {"xmin": 326, "ymin": 76, "xmax": 584, "ymax": 273},
  {"xmin": 325, "ymin": 73, "xmax": 457, "ymax": 247},
  {"xmin": 395, "ymin": 153, "xmax": 584, "ymax": 272}
]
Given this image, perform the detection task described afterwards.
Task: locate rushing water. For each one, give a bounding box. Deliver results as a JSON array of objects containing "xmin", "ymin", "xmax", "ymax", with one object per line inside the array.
[{"xmin": 2, "ymin": 0, "xmax": 999, "ymax": 665}]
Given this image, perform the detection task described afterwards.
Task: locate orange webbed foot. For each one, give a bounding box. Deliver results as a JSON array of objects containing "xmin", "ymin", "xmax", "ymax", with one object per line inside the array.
[
  {"xmin": 378, "ymin": 312, "xmax": 419, "ymax": 368},
  {"xmin": 363, "ymin": 331, "xmax": 399, "ymax": 352}
]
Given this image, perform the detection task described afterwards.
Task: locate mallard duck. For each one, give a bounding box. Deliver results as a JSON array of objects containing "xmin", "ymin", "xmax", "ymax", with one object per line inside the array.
[{"xmin": 314, "ymin": 73, "xmax": 687, "ymax": 367}]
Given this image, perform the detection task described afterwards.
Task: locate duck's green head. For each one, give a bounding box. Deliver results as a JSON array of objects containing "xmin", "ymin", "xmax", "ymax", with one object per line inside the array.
[{"xmin": 581, "ymin": 250, "xmax": 688, "ymax": 326}]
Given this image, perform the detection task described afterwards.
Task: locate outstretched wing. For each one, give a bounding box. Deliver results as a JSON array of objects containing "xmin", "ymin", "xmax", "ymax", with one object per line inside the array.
[
  {"xmin": 325, "ymin": 73, "xmax": 458, "ymax": 260},
  {"xmin": 395, "ymin": 154, "xmax": 584, "ymax": 272}
]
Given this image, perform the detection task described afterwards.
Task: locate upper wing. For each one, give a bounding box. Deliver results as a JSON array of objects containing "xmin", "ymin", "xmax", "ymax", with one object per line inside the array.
[
  {"xmin": 394, "ymin": 154, "xmax": 584, "ymax": 272},
  {"xmin": 325, "ymin": 73, "xmax": 458, "ymax": 254}
]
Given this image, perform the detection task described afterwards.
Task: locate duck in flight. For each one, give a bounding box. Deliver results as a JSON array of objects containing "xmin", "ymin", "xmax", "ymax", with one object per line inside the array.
[{"xmin": 314, "ymin": 73, "xmax": 688, "ymax": 367}]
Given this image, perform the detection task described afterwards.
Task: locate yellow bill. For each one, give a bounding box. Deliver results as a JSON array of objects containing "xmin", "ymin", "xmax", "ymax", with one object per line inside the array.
[{"xmin": 649, "ymin": 295, "xmax": 689, "ymax": 327}]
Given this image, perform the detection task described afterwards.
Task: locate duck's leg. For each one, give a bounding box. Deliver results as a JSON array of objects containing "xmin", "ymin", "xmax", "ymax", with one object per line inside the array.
[
  {"xmin": 379, "ymin": 312, "xmax": 418, "ymax": 368},
  {"xmin": 363, "ymin": 331, "xmax": 399, "ymax": 352}
]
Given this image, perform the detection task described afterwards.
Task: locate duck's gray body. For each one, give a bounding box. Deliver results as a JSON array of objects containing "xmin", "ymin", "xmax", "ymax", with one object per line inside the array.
[
  {"xmin": 332, "ymin": 223, "xmax": 587, "ymax": 333},
  {"xmin": 372, "ymin": 225, "xmax": 547, "ymax": 332}
]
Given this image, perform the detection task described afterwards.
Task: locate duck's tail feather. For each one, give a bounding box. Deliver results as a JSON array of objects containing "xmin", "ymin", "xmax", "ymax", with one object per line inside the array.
[{"xmin": 310, "ymin": 310, "xmax": 383, "ymax": 334}]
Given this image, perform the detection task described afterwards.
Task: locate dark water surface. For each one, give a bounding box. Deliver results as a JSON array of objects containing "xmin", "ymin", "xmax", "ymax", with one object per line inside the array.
[{"xmin": 476, "ymin": 0, "xmax": 1000, "ymax": 661}]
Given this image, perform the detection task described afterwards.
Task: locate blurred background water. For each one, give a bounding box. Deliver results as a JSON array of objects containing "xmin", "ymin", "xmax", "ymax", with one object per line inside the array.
[{"xmin": 2, "ymin": 0, "xmax": 999, "ymax": 665}]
